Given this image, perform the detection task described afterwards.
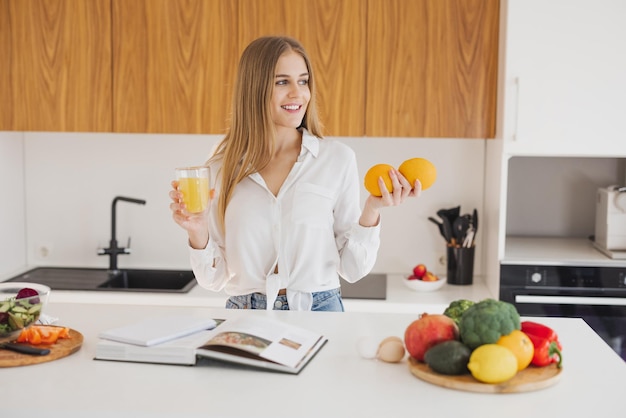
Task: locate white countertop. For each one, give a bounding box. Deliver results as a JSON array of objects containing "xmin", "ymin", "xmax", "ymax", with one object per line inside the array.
[
  {"xmin": 3, "ymin": 302, "xmax": 624, "ymax": 417},
  {"xmin": 503, "ymin": 237, "xmax": 626, "ymax": 267},
  {"xmin": 13, "ymin": 273, "xmax": 495, "ymax": 314}
]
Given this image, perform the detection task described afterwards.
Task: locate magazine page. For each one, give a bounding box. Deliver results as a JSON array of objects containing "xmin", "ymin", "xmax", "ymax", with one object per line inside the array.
[{"xmin": 199, "ymin": 316, "xmax": 323, "ymax": 369}]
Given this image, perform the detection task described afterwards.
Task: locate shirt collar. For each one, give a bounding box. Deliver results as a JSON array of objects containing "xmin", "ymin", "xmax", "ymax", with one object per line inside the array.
[{"xmin": 300, "ymin": 128, "xmax": 320, "ymax": 159}]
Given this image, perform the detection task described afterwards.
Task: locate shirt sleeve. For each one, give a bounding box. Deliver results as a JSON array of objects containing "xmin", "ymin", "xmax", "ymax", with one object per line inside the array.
[
  {"xmin": 188, "ymin": 170, "xmax": 232, "ymax": 292},
  {"xmin": 333, "ymin": 147, "xmax": 381, "ymax": 283},
  {"xmin": 188, "ymin": 235, "xmax": 231, "ymax": 292}
]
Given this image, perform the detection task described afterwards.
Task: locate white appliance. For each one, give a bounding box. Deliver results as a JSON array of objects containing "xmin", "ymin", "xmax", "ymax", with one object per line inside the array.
[{"xmin": 595, "ymin": 186, "xmax": 626, "ymax": 251}]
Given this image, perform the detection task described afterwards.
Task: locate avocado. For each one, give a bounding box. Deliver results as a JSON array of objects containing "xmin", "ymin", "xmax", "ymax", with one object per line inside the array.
[{"xmin": 424, "ymin": 340, "xmax": 471, "ymax": 375}]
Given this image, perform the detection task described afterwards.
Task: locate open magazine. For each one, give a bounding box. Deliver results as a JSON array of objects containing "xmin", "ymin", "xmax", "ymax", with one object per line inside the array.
[{"xmin": 95, "ymin": 315, "xmax": 328, "ymax": 374}]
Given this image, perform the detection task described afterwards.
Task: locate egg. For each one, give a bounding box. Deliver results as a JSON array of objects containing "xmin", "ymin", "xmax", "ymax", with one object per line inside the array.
[
  {"xmin": 356, "ymin": 336, "xmax": 380, "ymax": 359},
  {"xmin": 376, "ymin": 336, "xmax": 406, "ymax": 363}
]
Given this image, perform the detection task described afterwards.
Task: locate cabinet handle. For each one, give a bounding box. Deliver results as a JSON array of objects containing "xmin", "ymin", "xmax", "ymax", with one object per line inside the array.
[
  {"xmin": 516, "ymin": 295, "xmax": 626, "ymax": 307},
  {"xmin": 512, "ymin": 77, "xmax": 521, "ymax": 142}
]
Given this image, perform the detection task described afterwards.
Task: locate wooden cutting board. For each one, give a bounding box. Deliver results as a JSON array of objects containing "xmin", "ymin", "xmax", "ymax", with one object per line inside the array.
[
  {"xmin": 408, "ymin": 357, "xmax": 562, "ymax": 393},
  {"xmin": 0, "ymin": 328, "xmax": 83, "ymax": 368}
]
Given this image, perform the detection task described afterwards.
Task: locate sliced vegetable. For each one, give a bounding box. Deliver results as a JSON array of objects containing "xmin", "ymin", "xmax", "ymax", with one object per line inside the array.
[
  {"xmin": 16, "ymin": 325, "xmax": 71, "ymax": 345},
  {"xmin": 521, "ymin": 321, "xmax": 563, "ymax": 368},
  {"xmin": 0, "ymin": 287, "xmax": 44, "ymax": 336}
]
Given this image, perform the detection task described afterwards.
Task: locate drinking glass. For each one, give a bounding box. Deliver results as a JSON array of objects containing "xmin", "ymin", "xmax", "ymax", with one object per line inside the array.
[{"xmin": 175, "ymin": 166, "xmax": 211, "ymax": 213}]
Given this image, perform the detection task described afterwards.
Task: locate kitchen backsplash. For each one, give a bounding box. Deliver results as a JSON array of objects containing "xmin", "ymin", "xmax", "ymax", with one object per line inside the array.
[{"xmin": 0, "ymin": 131, "xmax": 485, "ymax": 280}]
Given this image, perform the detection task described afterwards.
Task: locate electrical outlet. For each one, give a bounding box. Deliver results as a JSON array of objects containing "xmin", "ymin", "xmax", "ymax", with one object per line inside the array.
[{"xmin": 438, "ymin": 253, "xmax": 446, "ymax": 267}]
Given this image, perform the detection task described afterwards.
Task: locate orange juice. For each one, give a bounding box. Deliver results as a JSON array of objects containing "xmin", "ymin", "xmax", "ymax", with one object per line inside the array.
[
  {"xmin": 178, "ymin": 177, "xmax": 210, "ymax": 213},
  {"xmin": 176, "ymin": 166, "xmax": 211, "ymax": 213}
]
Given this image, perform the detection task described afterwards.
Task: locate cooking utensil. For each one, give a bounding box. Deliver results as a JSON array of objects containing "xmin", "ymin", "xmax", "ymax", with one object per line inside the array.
[
  {"xmin": 437, "ymin": 206, "xmax": 460, "ymax": 244},
  {"xmin": 437, "ymin": 206, "xmax": 460, "ymax": 227},
  {"xmin": 441, "ymin": 217, "xmax": 454, "ymax": 244},
  {"xmin": 472, "ymin": 208, "xmax": 478, "ymax": 234},
  {"xmin": 0, "ymin": 328, "xmax": 83, "ymax": 367},
  {"xmin": 453, "ymin": 215, "xmax": 471, "ymax": 245},
  {"xmin": 0, "ymin": 342, "xmax": 50, "ymax": 356},
  {"xmin": 428, "ymin": 217, "xmax": 445, "ymax": 239},
  {"xmin": 463, "ymin": 229, "xmax": 475, "ymax": 248}
]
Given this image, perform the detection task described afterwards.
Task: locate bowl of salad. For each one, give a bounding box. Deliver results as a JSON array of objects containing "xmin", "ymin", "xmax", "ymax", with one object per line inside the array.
[{"xmin": 0, "ymin": 282, "xmax": 50, "ymax": 344}]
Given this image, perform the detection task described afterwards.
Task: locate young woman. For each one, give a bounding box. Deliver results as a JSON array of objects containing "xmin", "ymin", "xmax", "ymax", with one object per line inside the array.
[{"xmin": 170, "ymin": 36, "xmax": 421, "ymax": 311}]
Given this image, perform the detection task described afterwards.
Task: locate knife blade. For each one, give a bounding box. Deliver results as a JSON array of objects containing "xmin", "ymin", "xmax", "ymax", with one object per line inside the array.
[{"xmin": 0, "ymin": 343, "xmax": 51, "ymax": 356}]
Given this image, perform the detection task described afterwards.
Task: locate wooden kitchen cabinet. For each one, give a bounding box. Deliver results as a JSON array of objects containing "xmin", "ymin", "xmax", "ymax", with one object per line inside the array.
[
  {"xmin": 1, "ymin": 0, "xmax": 499, "ymax": 137},
  {"xmin": 0, "ymin": 0, "xmax": 11, "ymax": 130},
  {"xmin": 0, "ymin": 0, "xmax": 111, "ymax": 132},
  {"xmin": 366, "ymin": 0, "xmax": 500, "ymax": 138},
  {"xmin": 237, "ymin": 0, "xmax": 366, "ymax": 137},
  {"xmin": 113, "ymin": 0, "xmax": 365, "ymax": 136},
  {"xmin": 112, "ymin": 0, "xmax": 239, "ymax": 134}
]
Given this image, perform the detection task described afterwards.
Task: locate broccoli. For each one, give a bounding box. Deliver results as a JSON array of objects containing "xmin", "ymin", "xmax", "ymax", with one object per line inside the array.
[
  {"xmin": 443, "ymin": 299, "xmax": 475, "ymax": 325},
  {"xmin": 459, "ymin": 298, "xmax": 521, "ymax": 350}
]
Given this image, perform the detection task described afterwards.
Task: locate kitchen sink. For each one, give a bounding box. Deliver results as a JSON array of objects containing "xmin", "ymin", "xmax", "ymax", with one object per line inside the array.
[
  {"xmin": 5, "ymin": 267, "xmax": 196, "ymax": 293},
  {"xmin": 6, "ymin": 268, "xmax": 383, "ymax": 297}
]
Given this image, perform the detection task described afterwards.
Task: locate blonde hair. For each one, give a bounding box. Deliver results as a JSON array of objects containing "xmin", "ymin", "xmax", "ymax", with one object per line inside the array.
[{"xmin": 210, "ymin": 36, "xmax": 323, "ymax": 230}]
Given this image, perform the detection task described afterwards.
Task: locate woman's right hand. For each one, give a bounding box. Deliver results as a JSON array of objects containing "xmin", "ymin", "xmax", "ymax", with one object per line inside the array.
[{"xmin": 169, "ymin": 180, "xmax": 210, "ymax": 249}]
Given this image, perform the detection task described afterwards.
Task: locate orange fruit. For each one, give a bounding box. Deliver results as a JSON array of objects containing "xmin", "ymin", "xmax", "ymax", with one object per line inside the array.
[
  {"xmin": 364, "ymin": 163, "xmax": 394, "ymax": 196},
  {"xmin": 496, "ymin": 330, "xmax": 534, "ymax": 371},
  {"xmin": 398, "ymin": 158, "xmax": 437, "ymax": 190}
]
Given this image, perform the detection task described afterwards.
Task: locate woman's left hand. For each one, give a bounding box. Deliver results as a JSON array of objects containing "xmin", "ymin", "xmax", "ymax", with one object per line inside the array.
[{"xmin": 359, "ymin": 169, "xmax": 422, "ymax": 227}]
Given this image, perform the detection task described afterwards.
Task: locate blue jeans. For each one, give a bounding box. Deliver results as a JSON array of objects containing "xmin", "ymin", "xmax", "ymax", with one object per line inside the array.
[{"xmin": 225, "ymin": 288, "xmax": 344, "ymax": 312}]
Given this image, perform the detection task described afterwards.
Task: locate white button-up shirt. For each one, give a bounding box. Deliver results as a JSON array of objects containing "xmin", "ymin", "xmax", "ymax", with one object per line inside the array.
[{"xmin": 189, "ymin": 129, "xmax": 381, "ymax": 310}]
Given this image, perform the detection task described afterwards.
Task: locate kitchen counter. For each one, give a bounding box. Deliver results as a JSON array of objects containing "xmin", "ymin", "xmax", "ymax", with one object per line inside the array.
[
  {"xmin": 2, "ymin": 302, "xmax": 624, "ymax": 417},
  {"xmin": 503, "ymin": 237, "xmax": 626, "ymax": 267},
  {"xmin": 1, "ymin": 269, "xmax": 496, "ymax": 314}
]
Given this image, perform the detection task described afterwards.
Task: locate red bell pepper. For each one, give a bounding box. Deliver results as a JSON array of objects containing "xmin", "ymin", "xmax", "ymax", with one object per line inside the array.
[{"xmin": 521, "ymin": 321, "xmax": 563, "ymax": 368}]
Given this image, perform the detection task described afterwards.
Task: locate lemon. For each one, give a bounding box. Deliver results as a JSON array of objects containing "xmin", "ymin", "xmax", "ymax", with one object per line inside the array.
[{"xmin": 467, "ymin": 344, "xmax": 518, "ymax": 383}]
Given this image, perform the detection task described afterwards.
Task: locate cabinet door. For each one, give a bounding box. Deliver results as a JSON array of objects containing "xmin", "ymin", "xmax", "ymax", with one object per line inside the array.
[
  {"xmin": 0, "ymin": 0, "xmax": 12, "ymax": 130},
  {"xmin": 502, "ymin": 0, "xmax": 626, "ymax": 156},
  {"xmin": 1, "ymin": 0, "xmax": 111, "ymax": 132},
  {"xmin": 113, "ymin": 0, "xmax": 238, "ymax": 134},
  {"xmin": 366, "ymin": 0, "xmax": 499, "ymax": 138},
  {"xmin": 237, "ymin": 0, "xmax": 366, "ymax": 137}
]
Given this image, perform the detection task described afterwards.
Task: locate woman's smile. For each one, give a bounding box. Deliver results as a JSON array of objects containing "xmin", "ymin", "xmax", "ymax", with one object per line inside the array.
[{"xmin": 271, "ymin": 51, "xmax": 310, "ymax": 129}]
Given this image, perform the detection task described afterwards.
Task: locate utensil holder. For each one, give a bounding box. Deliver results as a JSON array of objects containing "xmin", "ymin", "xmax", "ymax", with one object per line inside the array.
[{"xmin": 446, "ymin": 246, "xmax": 475, "ymax": 285}]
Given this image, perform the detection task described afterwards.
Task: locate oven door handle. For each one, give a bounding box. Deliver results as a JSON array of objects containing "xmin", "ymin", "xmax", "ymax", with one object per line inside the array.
[{"xmin": 515, "ymin": 295, "xmax": 626, "ymax": 306}]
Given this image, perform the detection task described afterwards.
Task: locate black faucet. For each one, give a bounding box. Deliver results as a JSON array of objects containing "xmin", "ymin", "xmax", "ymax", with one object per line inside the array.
[{"xmin": 98, "ymin": 196, "xmax": 146, "ymax": 272}]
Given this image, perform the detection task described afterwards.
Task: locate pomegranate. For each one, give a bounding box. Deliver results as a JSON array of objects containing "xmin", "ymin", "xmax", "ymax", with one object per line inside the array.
[{"xmin": 404, "ymin": 313, "xmax": 459, "ymax": 362}]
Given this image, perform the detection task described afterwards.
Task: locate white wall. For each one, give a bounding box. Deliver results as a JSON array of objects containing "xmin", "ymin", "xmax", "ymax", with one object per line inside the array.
[
  {"xmin": 0, "ymin": 132, "xmax": 27, "ymax": 276},
  {"xmin": 3, "ymin": 132, "xmax": 486, "ymax": 279},
  {"xmin": 506, "ymin": 157, "xmax": 622, "ymax": 237}
]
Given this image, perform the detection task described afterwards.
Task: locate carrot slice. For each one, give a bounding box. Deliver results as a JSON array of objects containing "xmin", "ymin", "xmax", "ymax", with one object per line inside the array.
[
  {"xmin": 28, "ymin": 328, "xmax": 42, "ymax": 345},
  {"xmin": 14, "ymin": 325, "xmax": 70, "ymax": 345},
  {"xmin": 16, "ymin": 328, "xmax": 30, "ymax": 343}
]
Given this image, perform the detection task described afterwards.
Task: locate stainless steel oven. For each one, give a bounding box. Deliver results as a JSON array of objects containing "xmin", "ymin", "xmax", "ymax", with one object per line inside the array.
[{"xmin": 500, "ymin": 264, "xmax": 626, "ymax": 361}]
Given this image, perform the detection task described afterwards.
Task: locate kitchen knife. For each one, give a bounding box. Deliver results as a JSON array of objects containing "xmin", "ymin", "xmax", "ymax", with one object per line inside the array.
[{"xmin": 0, "ymin": 343, "xmax": 50, "ymax": 356}]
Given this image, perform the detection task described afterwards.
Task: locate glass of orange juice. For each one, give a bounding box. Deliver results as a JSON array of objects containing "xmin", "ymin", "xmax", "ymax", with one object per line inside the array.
[{"xmin": 175, "ymin": 166, "xmax": 211, "ymax": 213}]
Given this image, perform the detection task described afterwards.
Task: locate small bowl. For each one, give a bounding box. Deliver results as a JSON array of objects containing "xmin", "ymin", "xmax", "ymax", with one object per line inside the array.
[
  {"xmin": 0, "ymin": 282, "xmax": 50, "ymax": 343},
  {"xmin": 403, "ymin": 275, "xmax": 446, "ymax": 292}
]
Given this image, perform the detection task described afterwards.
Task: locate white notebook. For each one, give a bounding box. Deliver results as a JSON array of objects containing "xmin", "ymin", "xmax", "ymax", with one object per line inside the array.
[{"xmin": 98, "ymin": 315, "xmax": 218, "ymax": 347}]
